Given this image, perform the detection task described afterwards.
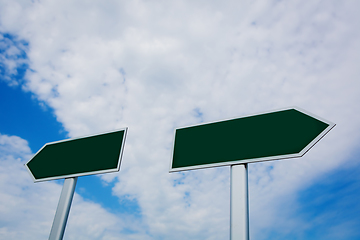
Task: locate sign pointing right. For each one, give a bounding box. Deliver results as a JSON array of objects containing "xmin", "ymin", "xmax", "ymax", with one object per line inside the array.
[
  {"xmin": 170, "ymin": 107, "xmax": 335, "ymax": 172},
  {"xmin": 170, "ymin": 107, "xmax": 335, "ymax": 240}
]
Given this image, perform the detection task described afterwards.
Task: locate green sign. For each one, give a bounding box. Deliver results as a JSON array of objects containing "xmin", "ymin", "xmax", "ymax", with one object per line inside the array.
[
  {"xmin": 170, "ymin": 108, "xmax": 335, "ymax": 172},
  {"xmin": 26, "ymin": 128, "xmax": 127, "ymax": 182}
]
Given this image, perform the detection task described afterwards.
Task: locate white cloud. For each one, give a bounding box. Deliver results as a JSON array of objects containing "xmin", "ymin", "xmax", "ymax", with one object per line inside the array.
[
  {"xmin": 1, "ymin": 0, "xmax": 360, "ymax": 239},
  {"xmin": 0, "ymin": 133, "xmax": 58, "ymax": 239}
]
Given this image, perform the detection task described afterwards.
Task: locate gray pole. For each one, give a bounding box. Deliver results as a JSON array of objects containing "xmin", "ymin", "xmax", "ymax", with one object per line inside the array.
[
  {"xmin": 230, "ymin": 164, "xmax": 249, "ymax": 240},
  {"xmin": 49, "ymin": 177, "xmax": 77, "ymax": 240}
]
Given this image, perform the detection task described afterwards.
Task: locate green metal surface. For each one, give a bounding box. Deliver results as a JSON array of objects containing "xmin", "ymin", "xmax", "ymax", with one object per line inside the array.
[
  {"xmin": 27, "ymin": 129, "xmax": 126, "ymax": 181},
  {"xmin": 172, "ymin": 109, "xmax": 331, "ymax": 170}
]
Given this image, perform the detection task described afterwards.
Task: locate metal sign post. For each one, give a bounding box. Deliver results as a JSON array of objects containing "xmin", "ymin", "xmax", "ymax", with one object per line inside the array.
[
  {"xmin": 169, "ymin": 107, "xmax": 335, "ymax": 240},
  {"xmin": 49, "ymin": 177, "xmax": 77, "ymax": 240},
  {"xmin": 230, "ymin": 164, "xmax": 249, "ymax": 240},
  {"xmin": 25, "ymin": 129, "xmax": 128, "ymax": 240}
]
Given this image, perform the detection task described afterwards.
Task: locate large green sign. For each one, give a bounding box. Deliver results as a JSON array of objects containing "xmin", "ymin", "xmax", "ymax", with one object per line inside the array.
[
  {"xmin": 26, "ymin": 128, "xmax": 127, "ymax": 182},
  {"xmin": 170, "ymin": 108, "xmax": 334, "ymax": 172}
]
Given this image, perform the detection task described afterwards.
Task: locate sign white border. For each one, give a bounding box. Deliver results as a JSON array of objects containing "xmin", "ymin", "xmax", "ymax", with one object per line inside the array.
[
  {"xmin": 25, "ymin": 128, "xmax": 128, "ymax": 182},
  {"xmin": 169, "ymin": 107, "xmax": 335, "ymax": 172}
]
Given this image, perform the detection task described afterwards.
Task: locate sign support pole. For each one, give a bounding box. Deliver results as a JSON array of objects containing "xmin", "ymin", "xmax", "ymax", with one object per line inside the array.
[
  {"xmin": 230, "ymin": 164, "xmax": 249, "ymax": 240},
  {"xmin": 49, "ymin": 177, "xmax": 78, "ymax": 240}
]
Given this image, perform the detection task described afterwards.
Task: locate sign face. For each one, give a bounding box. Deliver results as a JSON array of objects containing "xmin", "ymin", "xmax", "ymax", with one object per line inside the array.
[
  {"xmin": 170, "ymin": 107, "xmax": 335, "ymax": 172},
  {"xmin": 26, "ymin": 128, "xmax": 128, "ymax": 182}
]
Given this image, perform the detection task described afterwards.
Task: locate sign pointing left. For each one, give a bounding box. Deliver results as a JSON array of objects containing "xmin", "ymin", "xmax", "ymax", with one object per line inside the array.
[
  {"xmin": 25, "ymin": 128, "xmax": 128, "ymax": 240},
  {"xmin": 26, "ymin": 128, "xmax": 128, "ymax": 182}
]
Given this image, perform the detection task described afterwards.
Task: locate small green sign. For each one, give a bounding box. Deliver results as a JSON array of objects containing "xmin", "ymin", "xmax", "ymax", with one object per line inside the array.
[
  {"xmin": 26, "ymin": 128, "xmax": 127, "ymax": 182},
  {"xmin": 170, "ymin": 108, "xmax": 334, "ymax": 172}
]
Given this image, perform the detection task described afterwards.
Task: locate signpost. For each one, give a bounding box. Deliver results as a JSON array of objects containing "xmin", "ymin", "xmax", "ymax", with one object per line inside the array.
[
  {"xmin": 169, "ymin": 107, "xmax": 335, "ymax": 240},
  {"xmin": 26, "ymin": 128, "xmax": 128, "ymax": 240}
]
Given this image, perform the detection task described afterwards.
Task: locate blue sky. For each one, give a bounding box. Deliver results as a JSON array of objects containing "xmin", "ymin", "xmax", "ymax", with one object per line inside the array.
[
  {"xmin": 257, "ymin": 159, "xmax": 360, "ymax": 240},
  {"xmin": 1, "ymin": 1, "xmax": 360, "ymax": 239}
]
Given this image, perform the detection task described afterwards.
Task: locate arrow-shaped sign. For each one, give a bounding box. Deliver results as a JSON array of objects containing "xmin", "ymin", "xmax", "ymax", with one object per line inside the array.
[
  {"xmin": 170, "ymin": 107, "xmax": 335, "ymax": 172},
  {"xmin": 26, "ymin": 128, "xmax": 128, "ymax": 182},
  {"xmin": 169, "ymin": 107, "xmax": 335, "ymax": 240}
]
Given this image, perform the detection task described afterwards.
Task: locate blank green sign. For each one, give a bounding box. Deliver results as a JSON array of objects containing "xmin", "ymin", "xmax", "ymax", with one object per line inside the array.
[
  {"xmin": 171, "ymin": 109, "xmax": 333, "ymax": 171},
  {"xmin": 26, "ymin": 129, "xmax": 127, "ymax": 181}
]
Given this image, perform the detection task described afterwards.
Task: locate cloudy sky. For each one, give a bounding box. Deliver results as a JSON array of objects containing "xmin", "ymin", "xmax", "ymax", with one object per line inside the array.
[{"xmin": 1, "ymin": 0, "xmax": 360, "ymax": 239}]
